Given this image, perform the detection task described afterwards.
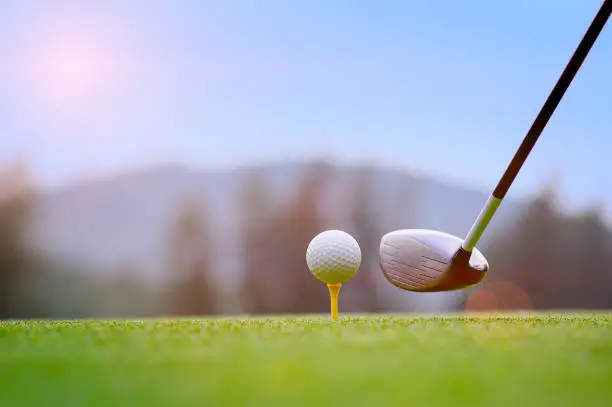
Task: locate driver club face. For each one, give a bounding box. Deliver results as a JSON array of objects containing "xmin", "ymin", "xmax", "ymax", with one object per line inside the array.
[{"xmin": 379, "ymin": 229, "xmax": 489, "ymax": 292}]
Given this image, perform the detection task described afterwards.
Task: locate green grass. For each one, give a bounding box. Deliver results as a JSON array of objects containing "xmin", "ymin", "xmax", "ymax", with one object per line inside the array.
[{"xmin": 1, "ymin": 313, "xmax": 611, "ymax": 407}]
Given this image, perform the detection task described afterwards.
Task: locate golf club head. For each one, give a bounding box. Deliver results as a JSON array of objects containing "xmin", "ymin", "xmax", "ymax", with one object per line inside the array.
[{"xmin": 379, "ymin": 229, "xmax": 489, "ymax": 292}]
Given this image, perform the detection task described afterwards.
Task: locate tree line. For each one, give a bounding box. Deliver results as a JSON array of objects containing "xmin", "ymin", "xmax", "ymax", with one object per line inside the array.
[{"xmin": 1, "ymin": 163, "xmax": 611, "ymax": 318}]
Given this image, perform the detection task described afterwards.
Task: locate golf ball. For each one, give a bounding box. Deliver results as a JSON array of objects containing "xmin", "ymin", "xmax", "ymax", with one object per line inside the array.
[{"xmin": 306, "ymin": 230, "xmax": 362, "ymax": 283}]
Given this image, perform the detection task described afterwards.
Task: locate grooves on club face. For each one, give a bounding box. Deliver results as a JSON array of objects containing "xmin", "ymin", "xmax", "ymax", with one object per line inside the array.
[{"xmin": 379, "ymin": 230, "xmax": 489, "ymax": 292}]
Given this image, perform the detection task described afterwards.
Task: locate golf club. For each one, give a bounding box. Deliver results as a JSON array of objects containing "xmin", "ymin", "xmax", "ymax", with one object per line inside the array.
[{"xmin": 379, "ymin": 0, "xmax": 612, "ymax": 293}]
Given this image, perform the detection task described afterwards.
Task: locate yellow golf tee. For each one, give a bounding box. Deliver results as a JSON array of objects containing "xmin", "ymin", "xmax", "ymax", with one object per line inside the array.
[{"xmin": 327, "ymin": 283, "xmax": 342, "ymax": 321}]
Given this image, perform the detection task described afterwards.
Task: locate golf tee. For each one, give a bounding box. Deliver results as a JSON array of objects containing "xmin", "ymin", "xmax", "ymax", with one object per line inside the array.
[{"xmin": 327, "ymin": 283, "xmax": 342, "ymax": 321}]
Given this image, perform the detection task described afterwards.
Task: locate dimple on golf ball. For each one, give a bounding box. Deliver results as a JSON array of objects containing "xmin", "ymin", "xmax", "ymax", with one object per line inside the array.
[{"xmin": 306, "ymin": 230, "xmax": 362, "ymax": 284}]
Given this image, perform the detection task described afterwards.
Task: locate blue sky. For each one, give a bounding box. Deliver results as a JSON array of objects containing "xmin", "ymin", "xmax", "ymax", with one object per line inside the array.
[{"xmin": 1, "ymin": 0, "xmax": 611, "ymax": 212}]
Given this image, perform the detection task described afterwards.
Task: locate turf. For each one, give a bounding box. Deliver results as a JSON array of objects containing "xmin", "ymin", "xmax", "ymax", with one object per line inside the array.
[{"xmin": 1, "ymin": 313, "xmax": 611, "ymax": 407}]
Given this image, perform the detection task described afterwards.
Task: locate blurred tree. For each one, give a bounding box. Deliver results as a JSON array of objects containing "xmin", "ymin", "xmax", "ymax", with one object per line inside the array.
[
  {"xmin": 277, "ymin": 160, "xmax": 332, "ymax": 313},
  {"xmin": 344, "ymin": 166, "xmax": 381, "ymax": 312},
  {"xmin": 0, "ymin": 164, "xmax": 35, "ymax": 319},
  {"xmin": 239, "ymin": 168, "xmax": 280, "ymax": 314},
  {"xmin": 481, "ymin": 187, "xmax": 562, "ymax": 309},
  {"xmin": 102, "ymin": 261, "xmax": 156, "ymax": 318},
  {"xmin": 561, "ymin": 205, "xmax": 612, "ymax": 308},
  {"xmin": 166, "ymin": 199, "xmax": 217, "ymax": 316},
  {"xmin": 479, "ymin": 185, "xmax": 612, "ymax": 310}
]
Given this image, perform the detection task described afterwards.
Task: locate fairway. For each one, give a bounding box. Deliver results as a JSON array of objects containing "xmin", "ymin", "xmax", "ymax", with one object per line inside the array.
[{"xmin": 1, "ymin": 314, "xmax": 611, "ymax": 407}]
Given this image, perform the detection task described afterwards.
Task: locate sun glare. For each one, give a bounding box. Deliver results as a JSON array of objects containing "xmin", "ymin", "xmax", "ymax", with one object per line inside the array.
[
  {"xmin": 46, "ymin": 47, "xmax": 99, "ymax": 94},
  {"xmin": 10, "ymin": 11, "xmax": 128, "ymax": 123},
  {"xmin": 32, "ymin": 39, "xmax": 122, "ymax": 114}
]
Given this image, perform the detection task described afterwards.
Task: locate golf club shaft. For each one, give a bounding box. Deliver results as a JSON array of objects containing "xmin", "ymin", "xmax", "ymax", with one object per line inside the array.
[{"xmin": 462, "ymin": 0, "xmax": 612, "ymax": 252}]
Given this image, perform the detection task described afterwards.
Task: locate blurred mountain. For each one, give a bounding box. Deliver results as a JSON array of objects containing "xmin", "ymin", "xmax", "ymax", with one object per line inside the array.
[{"xmin": 28, "ymin": 161, "xmax": 525, "ymax": 285}]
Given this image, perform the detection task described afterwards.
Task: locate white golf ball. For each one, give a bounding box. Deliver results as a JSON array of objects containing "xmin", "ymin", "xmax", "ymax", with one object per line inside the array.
[{"xmin": 306, "ymin": 230, "xmax": 361, "ymax": 284}]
